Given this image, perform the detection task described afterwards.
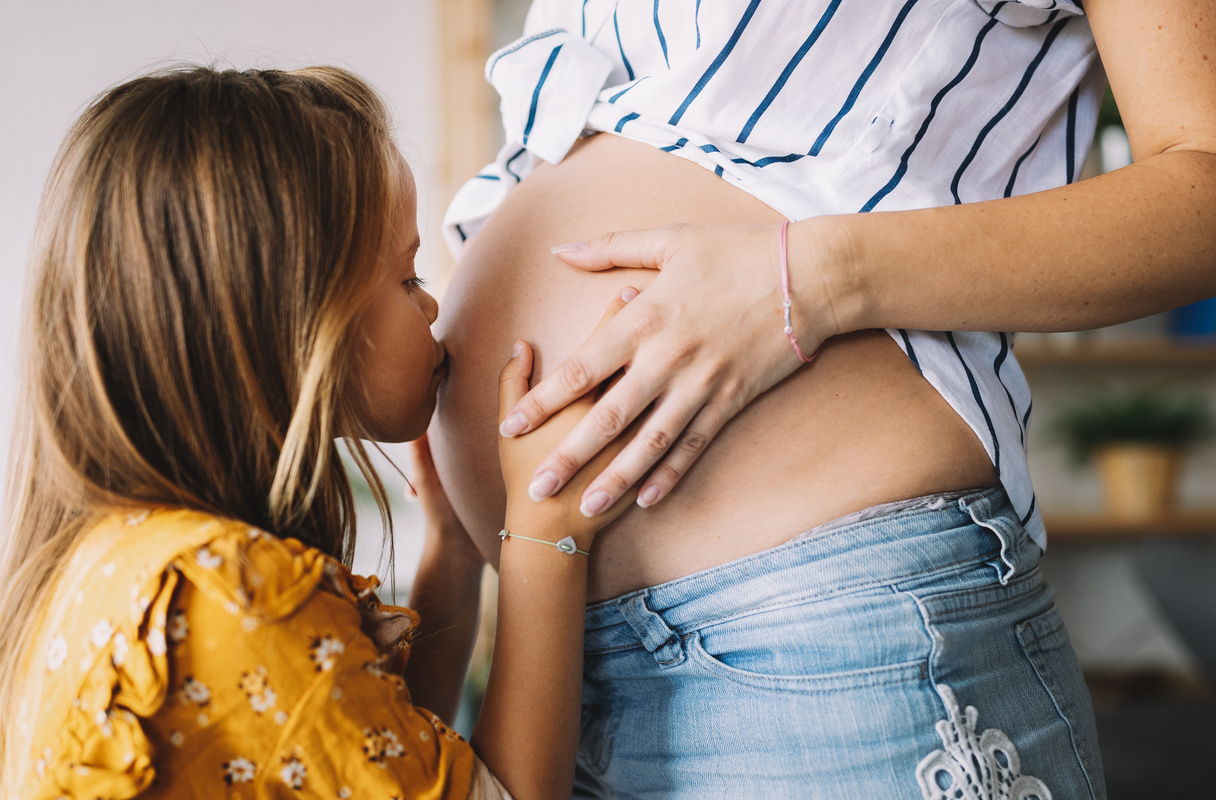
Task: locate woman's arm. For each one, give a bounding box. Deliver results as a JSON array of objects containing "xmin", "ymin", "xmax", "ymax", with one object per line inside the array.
[{"xmin": 497, "ymin": 0, "xmax": 1216, "ymax": 516}]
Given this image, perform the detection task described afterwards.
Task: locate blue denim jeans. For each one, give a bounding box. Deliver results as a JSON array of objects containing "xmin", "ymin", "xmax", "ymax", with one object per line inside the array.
[{"xmin": 574, "ymin": 487, "xmax": 1106, "ymax": 799}]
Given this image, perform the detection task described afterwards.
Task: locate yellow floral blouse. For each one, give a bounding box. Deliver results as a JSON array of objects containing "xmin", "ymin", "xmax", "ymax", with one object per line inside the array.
[{"xmin": 15, "ymin": 509, "xmax": 508, "ymax": 800}]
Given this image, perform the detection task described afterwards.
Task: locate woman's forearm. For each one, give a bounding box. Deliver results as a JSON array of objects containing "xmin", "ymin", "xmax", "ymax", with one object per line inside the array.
[{"xmin": 804, "ymin": 148, "xmax": 1216, "ymax": 338}]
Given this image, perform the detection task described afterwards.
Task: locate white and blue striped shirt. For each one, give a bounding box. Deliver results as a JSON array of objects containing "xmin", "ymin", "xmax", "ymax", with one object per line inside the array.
[{"xmin": 444, "ymin": 0, "xmax": 1107, "ymax": 549}]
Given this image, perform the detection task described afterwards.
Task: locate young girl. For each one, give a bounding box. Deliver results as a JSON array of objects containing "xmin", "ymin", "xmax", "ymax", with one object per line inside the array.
[{"xmin": 0, "ymin": 65, "xmax": 633, "ymax": 800}]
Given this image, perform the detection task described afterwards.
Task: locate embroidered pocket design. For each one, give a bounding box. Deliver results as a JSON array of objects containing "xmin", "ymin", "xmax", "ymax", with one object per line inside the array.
[{"xmin": 916, "ymin": 684, "xmax": 1052, "ymax": 800}]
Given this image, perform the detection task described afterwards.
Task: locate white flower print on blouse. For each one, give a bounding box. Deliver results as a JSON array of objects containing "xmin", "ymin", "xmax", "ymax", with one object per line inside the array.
[
  {"xmin": 178, "ymin": 676, "xmax": 211, "ymax": 707},
  {"xmin": 111, "ymin": 633, "xmax": 129, "ymax": 667},
  {"xmin": 147, "ymin": 627, "xmax": 166, "ymax": 656},
  {"xmin": 223, "ymin": 757, "xmax": 257, "ymax": 785},
  {"xmin": 168, "ymin": 610, "xmax": 189, "ymax": 643},
  {"xmin": 101, "ymin": 562, "xmax": 117, "ymax": 578},
  {"xmin": 274, "ymin": 710, "xmax": 289, "ymax": 726},
  {"xmin": 45, "ymin": 635, "xmax": 67, "ymax": 672},
  {"xmin": 94, "ymin": 709, "xmax": 113, "ymax": 737},
  {"xmin": 34, "ymin": 747, "xmax": 52, "ymax": 779},
  {"xmin": 308, "ymin": 635, "xmax": 345, "ymax": 672},
  {"xmin": 168, "ymin": 730, "xmax": 185, "ymax": 747},
  {"xmin": 337, "ymin": 787, "xmax": 352, "ymax": 799},
  {"xmin": 239, "ymin": 667, "xmax": 277, "ymax": 714},
  {"xmin": 280, "ymin": 756, "xmax": 307, "ymax": 790},
  {"xmin": 362, "ymin": 728, "xmax": 406, "ymax": 767},
  {"xmin": 195, "ymin": 546, "xmax": 223, "ymax": 569},
  {"xmin": 90, "ymin": 620, "xmax": 113, "ymax": 649},
  {"xmin": 125, "ymin": 509, "xmax": 149, "ymax": 526}
]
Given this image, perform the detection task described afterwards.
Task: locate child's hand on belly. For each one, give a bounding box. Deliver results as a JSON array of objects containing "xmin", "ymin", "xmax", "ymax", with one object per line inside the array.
[{"xmin": 497, "ymin": 288, "xmax": 642, "ymax": 551}]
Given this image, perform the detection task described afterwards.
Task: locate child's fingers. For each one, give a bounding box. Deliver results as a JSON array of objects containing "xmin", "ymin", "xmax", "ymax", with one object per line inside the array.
[
  {"xmin": 406, "ymin": 433, "xmax": 437, "ymax": 498},
  {"xmin": 591, "ymin": 286, "xmax": 638, "ymax": 336},
  {"xmin": 498, "ymin": 340, "xmax": 534, "ymax": 426}
]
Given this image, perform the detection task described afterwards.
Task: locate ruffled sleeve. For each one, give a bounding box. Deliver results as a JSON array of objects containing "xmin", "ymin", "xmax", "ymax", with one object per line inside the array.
[{"xmin": 19, "ymin": 509, "xmax": 486, "ymax": 800}]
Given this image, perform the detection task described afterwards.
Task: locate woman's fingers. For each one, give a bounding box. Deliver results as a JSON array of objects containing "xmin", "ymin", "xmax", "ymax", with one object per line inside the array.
[
  {"xmin": 497, "ymin": 339, "xmax": 534, "ymax": 425},
  {"xmin": 550, "ymin": 225, "xmax": 682, "ymax": 272},
  {"xmin": 633, "ymin": 406, "xmax": 734, "ymax": 509},
  {"xmin": 573, "ymin": 388, "xmax": 707, "ymax": 515},
  {"xmin": 499, "ymin": 288, "xmax": 639, "ymax": 438},
  {"xmin": 524, "ymin": 359, "xmax": 667, "ymax": 502}
]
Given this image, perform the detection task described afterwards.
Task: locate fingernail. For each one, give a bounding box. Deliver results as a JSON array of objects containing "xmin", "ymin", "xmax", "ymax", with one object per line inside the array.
[
  {"xmin": 528, "ymin": 471, "xmax": 560, "ymax": 501},
  {"xmin": 637, "ymin": 485, "xmax": 662, "ymax": 508},
  {"xmin": 499, "ymin": 411, "xmax": 528, "ymax": 437},
  {"xmin": 512, "ymin": 340, "xmax": 523, "ymax": 357},
  {"xmin": 620, "ymin": 286, "xmax": 638, "ymax": 302},
  {"xmin": 550, "ymin": 242, "xmax": 587, "ymax": 254},
  {"xmin": 580, "ymin": 490, "xmax": 612, "ymax": 518}
]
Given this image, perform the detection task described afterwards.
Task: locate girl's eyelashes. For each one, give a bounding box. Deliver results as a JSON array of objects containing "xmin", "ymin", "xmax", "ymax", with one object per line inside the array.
[{"xmin": 402, "ymin": 276, "xmax": 426, "ymax": 293}]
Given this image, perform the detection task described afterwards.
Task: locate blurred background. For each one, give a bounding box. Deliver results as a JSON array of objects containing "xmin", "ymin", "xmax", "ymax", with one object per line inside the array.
[{"xmin": 2, "ymin": 2, "xmax": 1212, "ymax": 796}]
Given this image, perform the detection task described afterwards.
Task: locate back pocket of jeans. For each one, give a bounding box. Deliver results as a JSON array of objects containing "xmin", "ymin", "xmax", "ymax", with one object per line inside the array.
[{"xmin": 1015, "ymin": 606, "xmax": 1105, "ymax": 799}]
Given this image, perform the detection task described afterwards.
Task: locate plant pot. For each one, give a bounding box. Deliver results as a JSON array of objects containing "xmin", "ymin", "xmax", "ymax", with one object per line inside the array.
[{"xmin": 1095, "ymin": 444, "xmax": 1181, "ymax": 521}]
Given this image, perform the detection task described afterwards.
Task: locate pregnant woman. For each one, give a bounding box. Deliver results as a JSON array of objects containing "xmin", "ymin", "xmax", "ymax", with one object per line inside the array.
[{"xmin": 433, "ymin": 1, "xmax": 1215, "ymax": 797}]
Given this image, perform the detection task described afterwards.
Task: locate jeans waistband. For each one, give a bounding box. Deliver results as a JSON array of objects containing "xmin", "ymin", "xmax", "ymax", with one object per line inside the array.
[{"xmin": 583, "ymin": 486, "xmax": 1031, "ymax": 656}]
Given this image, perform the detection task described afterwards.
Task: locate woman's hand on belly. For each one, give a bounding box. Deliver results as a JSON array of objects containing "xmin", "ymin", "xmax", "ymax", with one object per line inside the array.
[{"xmin": 498, "ymin": 221, "xmax": 848, "ymax": 517}]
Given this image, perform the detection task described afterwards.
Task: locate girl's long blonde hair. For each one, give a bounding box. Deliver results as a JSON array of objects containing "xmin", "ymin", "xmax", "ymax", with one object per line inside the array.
[{"xmin": 0, "ymin": 66, "xmax": 401, "ymax": 782}]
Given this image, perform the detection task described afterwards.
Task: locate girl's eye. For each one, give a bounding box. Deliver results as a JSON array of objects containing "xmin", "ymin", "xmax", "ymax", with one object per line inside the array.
[{"xmin": 402, "ymin": 276, "xmax": 426, "ymax": 293}]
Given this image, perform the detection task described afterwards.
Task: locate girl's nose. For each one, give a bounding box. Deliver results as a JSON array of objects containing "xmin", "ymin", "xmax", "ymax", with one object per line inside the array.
[{"xmin": 421, "ymin": 288, "xmax": 439, "ymax": 325}]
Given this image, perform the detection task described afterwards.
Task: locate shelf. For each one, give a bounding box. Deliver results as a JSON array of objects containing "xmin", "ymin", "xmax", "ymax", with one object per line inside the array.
[
  {"xmin": 1016, "ymin": 341, "xmax": 1216, "ymax": 366},
  {"xmin": 1044, "ymin": 510, "xmax": 1216, "ymax": 542}
]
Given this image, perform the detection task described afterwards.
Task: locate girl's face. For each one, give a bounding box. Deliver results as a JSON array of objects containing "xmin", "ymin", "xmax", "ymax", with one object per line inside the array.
[{"xmin": 352, "ymin": 161, "xmax": 446, "ymax": 442}]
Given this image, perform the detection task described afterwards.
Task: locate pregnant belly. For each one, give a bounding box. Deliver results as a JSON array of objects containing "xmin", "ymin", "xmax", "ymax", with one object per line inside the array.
[{"xmin": 431, "ymin": 134, "xmax": 997, "ymax": 602}]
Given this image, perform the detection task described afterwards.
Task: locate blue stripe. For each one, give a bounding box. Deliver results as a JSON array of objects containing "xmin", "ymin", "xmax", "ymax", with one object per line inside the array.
[
  {"xmin": 488, "ymin": 29, "xmax": 562, "ymax": 79},
  {"xmin": 695, "ymin": 0, "xmax": 702, "ymax": 48},
  {"xmin": 698, "ymin": 143, "xmax": 721, "ymax": 154},
  {"xmin": 504, "ymin": 148, "xmax": 527, "ymax": 182},
  {"xmin": 654, "ymin": 0, "xmax": 669, "ymax": 68},
  {"xmin": 1004, "ymin": 133, "xmax": 1041, "ymax": 197},
  {"xmin": 615, "ymin": 112, "xmax": 640, "ymax": 132},
  {"xmin": 522, "ymin": 45, "xmax": 563, "ymax": 146},
  {"xmin": 947, "ymin": 332, "xmax": 1000, "ymax": 477},
  {"xmin": 860, "ymin": 16, "xmax": 999, "ymax": 212},
  {"xmin": 669, "ymin": 0, "xmax": 762, "ymax": 126},
  {"xmin": 1065, "ymin": 87, "xmax": 1079, "ymax": 183},
  {"xmin": 455, "ymin": 223, "xmax": 468, "ymax": 243},
  {"xmin": 474, "ymin": 173, "xmax": 501, "ymax": 181},
  {"xmin": 993, "ymin": 333, "xmax": 1025, "ymax": 446},
  {"xmin": 614, "ymin": 8, "xmax": 635, "ymax": 81},
  {"xmin": 608, "ymin": 76, "xmax": 649, "ymax": 104},
  {"xmin": 1022, "ymin": 398, "xmax": 1033, "ymax": 430},
  {"xmin": 951, "ymin": 18, "xmax": 1070, "ymax": 204},
  {"xmin": 809, "ymin": 0, "xmax": 920, "ymax": 156},
  {"xmin": 738, "ymin": 0, "xmax": 843, "ymax": 144},
  {"xmin": 714, "ymin": 164, "xmax": 724, "ymax": 177},
  {"xmin": 898, "ymin": 329, "xmax": 922, "ymax": 374},
  {"xmin": 1019, "ymin": 494, "xmax": 1037, "ymax": 527},
  {"xmin": 582, "ymin": 0, "xmax": 590, "ymax": 37},
  {"xmin": 730, "ymin": 152, "xmax": 806, "ymax": 168},
  {"xmin": 661, "ymin": 137, "xmax": 690, "ymax": 152}
]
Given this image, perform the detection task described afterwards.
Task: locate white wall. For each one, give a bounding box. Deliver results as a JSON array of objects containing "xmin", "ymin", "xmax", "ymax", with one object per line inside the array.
[{"xmin": 0, "ymin": 0, "xmax": 445, "ymax": 585}]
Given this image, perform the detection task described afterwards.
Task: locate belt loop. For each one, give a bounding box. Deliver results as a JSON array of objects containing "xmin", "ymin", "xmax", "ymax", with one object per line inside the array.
[
  {"xmin": 959, "ymin": 490, "xmax": 1019, "ymax": 585},
  {"xmin": 618, "ymin": 593, "xmax": 686, "ymax": 667}
]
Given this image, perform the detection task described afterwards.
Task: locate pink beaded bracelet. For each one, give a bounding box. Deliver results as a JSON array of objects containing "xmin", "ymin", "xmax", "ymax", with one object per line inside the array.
[{"xmin": 779, "ymin": 220, "xmax": 818, "ymax": 364}]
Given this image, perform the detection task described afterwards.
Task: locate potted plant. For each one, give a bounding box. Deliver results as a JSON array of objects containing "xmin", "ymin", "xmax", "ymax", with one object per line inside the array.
[{"xmin": 1054, "ymin": 389, "xmax": 1212, "ymax": 520}]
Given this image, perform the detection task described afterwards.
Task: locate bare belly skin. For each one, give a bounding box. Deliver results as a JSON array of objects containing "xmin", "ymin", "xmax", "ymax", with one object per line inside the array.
[{"xmin": 431, "ymin": 134, "xmax": 998, "ymax": 603}]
